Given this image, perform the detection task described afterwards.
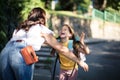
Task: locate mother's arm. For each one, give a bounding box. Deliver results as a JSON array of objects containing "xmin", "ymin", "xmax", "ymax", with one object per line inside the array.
[{"xmin": 41, "ymin": 33, "xmax": 89, "ymax": 72}]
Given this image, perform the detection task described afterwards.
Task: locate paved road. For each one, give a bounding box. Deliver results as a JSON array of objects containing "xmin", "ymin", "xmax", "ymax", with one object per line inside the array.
[
  {"xmin": 76, "ymin": 40, "xmax": 120, "ymax": 80},
  {"xmin": 34, "ymin": 40, "xmax": 120, "ymax": 80}
]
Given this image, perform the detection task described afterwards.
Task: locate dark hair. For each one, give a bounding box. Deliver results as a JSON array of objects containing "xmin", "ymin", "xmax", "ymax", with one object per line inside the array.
[{"xmin": 17, "ymin": 7, "xmax": 46, "ymax": 31}]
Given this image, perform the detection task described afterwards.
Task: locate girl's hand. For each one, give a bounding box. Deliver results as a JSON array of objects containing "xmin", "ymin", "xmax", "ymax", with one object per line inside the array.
[
  {"xmin": 78, "ymin": 61, "xmax": 89, "ymax": 72},
  {"xmin": 80, "ymin": 32, "xmax": 85, "ymax": 45},
  {"xmin": 79, "ymin": 32, "xmax": 90, "ymax": 54}
]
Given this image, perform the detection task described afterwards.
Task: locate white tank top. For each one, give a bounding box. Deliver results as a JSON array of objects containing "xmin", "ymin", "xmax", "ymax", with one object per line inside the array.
[{"xmin": 11, "ymin": 24, "xmax": 54, "ymax": 51}]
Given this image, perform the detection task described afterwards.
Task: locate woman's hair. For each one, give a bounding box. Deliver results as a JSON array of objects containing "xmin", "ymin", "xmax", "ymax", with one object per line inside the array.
[{"xmin": 17, "ymin": 7, "xmax": 46, "ymax": 31}]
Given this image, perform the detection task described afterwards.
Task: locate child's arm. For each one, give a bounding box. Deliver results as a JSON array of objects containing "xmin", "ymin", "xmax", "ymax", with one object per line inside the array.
[{"xmin": 80, "ymin": 32, "xmax": 90, "ymax": 55}]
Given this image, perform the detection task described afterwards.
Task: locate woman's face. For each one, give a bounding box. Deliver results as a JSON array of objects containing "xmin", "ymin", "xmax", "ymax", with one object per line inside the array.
[{"xmin": 59, "ymin": 26, "xmax": 71, "ymax": 39}]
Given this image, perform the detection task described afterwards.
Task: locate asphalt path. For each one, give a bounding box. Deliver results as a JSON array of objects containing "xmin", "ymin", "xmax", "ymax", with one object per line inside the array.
[
  {"xmin": 76, "ymin": 40, "xmax": 120, "ymax": 80},
  {"xmin": 33, "ymin": 40, "xmax": 120, "ymax": 80}
]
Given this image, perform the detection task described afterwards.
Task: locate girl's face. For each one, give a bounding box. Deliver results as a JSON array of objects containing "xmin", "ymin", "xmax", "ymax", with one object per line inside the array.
[{"xmin": 59, "ymin": 25, "xmax": 71, "ymax": 39}]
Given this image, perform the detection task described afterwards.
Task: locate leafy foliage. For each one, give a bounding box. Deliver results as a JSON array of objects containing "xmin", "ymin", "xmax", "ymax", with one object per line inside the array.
[
  {"xmin": 21, "ymin": 0, "xmax": 45, "ymax": 20},
  {"xmin": 57, "ymin": 0, "xmax": 87, "ymax": 11},
  {"xmin": 0, "ymin": 0, "xmax": 45, "ymax": 51},
  {"xmin": 0, "ymin": 0, "xmax": 24, "ymax": 51},
  {"xmin": 106, "ymin": 0, "xmax": 120, "ymax": 11},
  {"xmin": 92, "ymin": 0, "xmax": 120, "ymax": 12},
  {"xmin": 105, "ymin": 0, "xmax": 120, "ymax": 13}
]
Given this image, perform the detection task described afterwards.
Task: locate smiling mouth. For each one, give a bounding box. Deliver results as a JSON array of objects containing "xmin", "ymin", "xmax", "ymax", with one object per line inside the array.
[
  {"xmin": 61, "ymin": 33, "xmax": 65, "ymax": 35},
  {"xmin": 60, "ymin": 32, "xmax": 66, "ymax": 37},
  {"xmin": 60, "ymin": 32, "xmax": 66, "ymax": 36}
]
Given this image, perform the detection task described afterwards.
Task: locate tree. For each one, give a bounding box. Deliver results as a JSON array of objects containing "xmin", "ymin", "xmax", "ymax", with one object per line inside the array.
[
  {"xmin": 44, "ymin": 0, "xmax": 51, "ymax": 9},
  {"xmin": 92, "ymin": 0, "xmax": 107, "ymax": 11},
  {"xmin": 0, "ymin": 0, "xmax": 45, "ymax": 51},
  {"xmin": 0, "ymin": 0, "xmax": 24, "ymax": 51},
  {"xmin": 92, "ymin": 0, "xmax": 120, "ymax": 12},
  {"xmin": 58, "ymin": 0, "xmax": 86, "ymax": 11},
  {"xmin": 106, "ymin": 0, "xmax": 120, "ymax": 13}
]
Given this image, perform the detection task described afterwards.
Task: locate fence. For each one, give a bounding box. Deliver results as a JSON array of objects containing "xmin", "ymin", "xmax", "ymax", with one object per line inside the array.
[{"xmin": 92, "ymin": 8, "xmax": 120, "ymax": 23}]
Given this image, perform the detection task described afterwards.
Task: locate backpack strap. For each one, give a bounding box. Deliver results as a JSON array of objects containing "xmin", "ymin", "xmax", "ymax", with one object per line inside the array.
[
  {"xmin": 51, "ymin": 54, "xmax": 59, "ymax": 80},
  {"xmin": 68, "ymin": 40, "xmax": 78, "ymax": 77},
  {"xmin": 68, "ymin": 40, "xmax": 73, "ymax": 51},
  {"xmin": 52, "ymin": 39, "xmax": 76, "ymax": 79}
]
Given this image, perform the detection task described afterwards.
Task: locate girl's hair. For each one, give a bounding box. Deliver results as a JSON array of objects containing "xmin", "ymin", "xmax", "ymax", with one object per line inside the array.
[{"xmin": 16, "ymin": 7, "xmax": 46, "ymax": 31}]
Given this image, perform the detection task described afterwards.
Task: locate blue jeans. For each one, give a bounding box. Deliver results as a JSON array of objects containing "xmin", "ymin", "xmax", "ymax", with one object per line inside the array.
[{"xmin": 0, "ymin": 41, "xmax": 34, "ymax": 80}]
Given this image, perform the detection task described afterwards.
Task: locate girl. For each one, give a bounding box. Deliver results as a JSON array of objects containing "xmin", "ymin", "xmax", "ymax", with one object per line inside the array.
[{"xmin": 51, "ymin": 24, "xmax": 90, "ymax": 80}]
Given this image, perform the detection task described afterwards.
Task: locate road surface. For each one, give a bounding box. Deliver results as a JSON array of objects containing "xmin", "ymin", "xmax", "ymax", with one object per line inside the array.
[{"xmin": 34, "ymin": 40, "xmax": 120, "ymax": 80}]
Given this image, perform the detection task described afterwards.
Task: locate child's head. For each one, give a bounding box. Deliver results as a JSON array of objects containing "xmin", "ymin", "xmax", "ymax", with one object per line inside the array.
[
  {"xmin": 73, "ymin": 41, "xmax": 82, "ymax": 55},
  {"xmin": 59, "ymin": 24, "xmax": 74, "ymax": 40}
]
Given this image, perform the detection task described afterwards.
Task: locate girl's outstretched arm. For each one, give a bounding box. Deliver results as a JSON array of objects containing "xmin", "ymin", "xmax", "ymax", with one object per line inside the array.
[{"xmin": 80, "ymin": 32, "xmax": 90, "ymax": 54}]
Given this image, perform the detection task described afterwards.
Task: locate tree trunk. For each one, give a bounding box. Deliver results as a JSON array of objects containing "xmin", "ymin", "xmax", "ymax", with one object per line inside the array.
[{"xmin": 92, "ymin": 0, "xmax": 107, "ymax": 11}]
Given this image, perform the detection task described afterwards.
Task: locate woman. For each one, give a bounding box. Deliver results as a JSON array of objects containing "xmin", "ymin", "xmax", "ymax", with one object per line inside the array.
[{"xmin": 0, "ymin": 7, "xmax": 88, "ymax": 80}]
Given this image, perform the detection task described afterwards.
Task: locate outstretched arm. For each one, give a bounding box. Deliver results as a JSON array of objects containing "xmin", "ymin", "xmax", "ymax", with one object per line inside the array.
[
  {"xmin": 80, "ymin": 32, "xmax": 90, "ymax": 54},
  {"xmin": 41, "ymin": 33, "xmax": 89, "ymax": 72}
]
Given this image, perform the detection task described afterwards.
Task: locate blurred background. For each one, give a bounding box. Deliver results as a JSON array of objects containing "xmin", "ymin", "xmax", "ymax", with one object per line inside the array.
[
  {"xmin": 0, "ymin": 0, "xmax": 120, "ymax": 80},
  {"xmin": 0, "ymin": 0, "xmax": 120, "ymax": 51}
]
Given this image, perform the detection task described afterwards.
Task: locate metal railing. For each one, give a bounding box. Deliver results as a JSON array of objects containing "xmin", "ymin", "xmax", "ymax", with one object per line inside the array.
[{"xmin": 92, "ymin": 8, "xmax": 120, "ymax": 23}]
